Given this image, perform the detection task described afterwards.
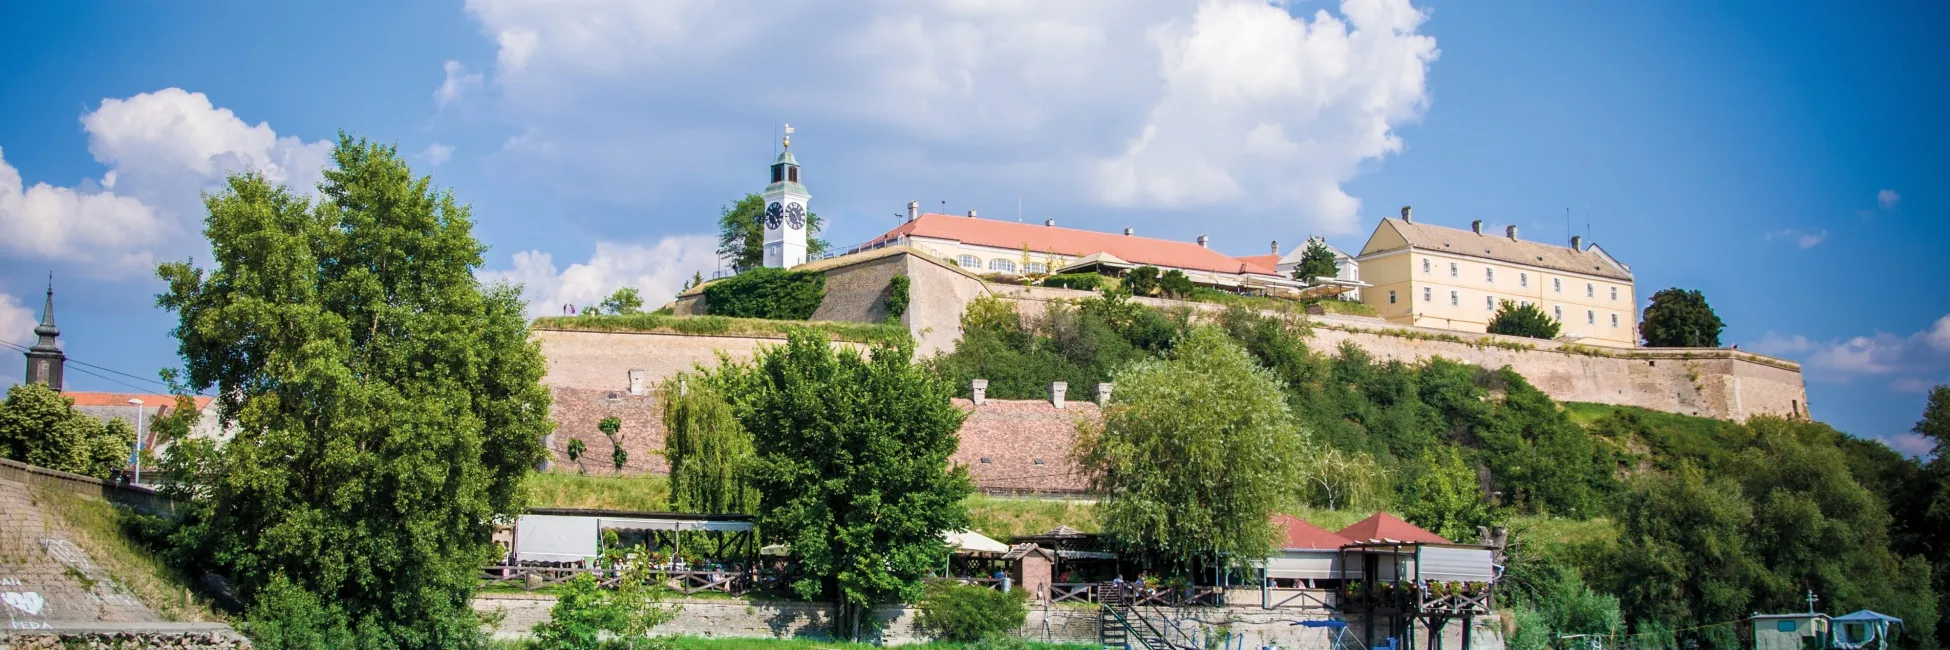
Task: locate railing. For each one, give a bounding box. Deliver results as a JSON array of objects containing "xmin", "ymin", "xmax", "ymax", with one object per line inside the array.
[
  {"xmin": 1265, "ymin": 587, "xmax": 1337, "ymax": 610},
  {"xmin": 1051, "ymin": 582, "xmax": 1097, "ymax": 604},
  {"xmin": 480, "ymin": 565, "xmax": 758, "ymax": 596}
]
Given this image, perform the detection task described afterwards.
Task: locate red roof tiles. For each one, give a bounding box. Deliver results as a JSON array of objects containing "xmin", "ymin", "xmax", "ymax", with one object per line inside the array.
[
  {"xmin": 62, "ymin": 391, "xmax": 214, "ymax": 411},
  {"xmin": 1336, "ymin": 512, "xmax": 1450, "ymax": 544},
  {"xmin": 1274, "ymin": 513, "xmax": 1354, "ymax": 550},
  {"xmin": 869, "ymin": 214, "xmax": 1278, "ymax": 276},
  {"xmin": 1233, "ymin": 254, "xmax": 1281, "ymax": 270}
]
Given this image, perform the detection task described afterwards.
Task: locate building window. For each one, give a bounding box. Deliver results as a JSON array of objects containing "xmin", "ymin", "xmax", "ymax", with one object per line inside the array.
[
  {"xmin": 1486, "ymin": 268, "xmax": 1494, "ymax": 283},
  {"xmin": 1423, "ymin": 288, "xmax": 1431, "ymax": 303},
  {"xmin": 1587, "ymin": 310, "xmax": 1595, "ymax": 324},
  {"xmin": 1611, "ymin": 313, "xmax": 1619, "ymax": 328},
  {"xmin": 988, "ymin": 258, "xmax": 1017, "ymax": 273},
  {"xmin": 1586, "ymin": 283, "xmax": 1594, "ymax": 297},
  {"xmin": 1520, "ymin": 272, "xmax": 1528, "ymax": 288},
  {"xmin": 1450, "ymin": 290, "xmax": 1459, "ymax": 306},
  {"xmin": 1024, "ymin": 262, "xmax": 1048, "ymax": 274},
  {"xmin": 1389, "ymin": 290, "xmax": 1397, "ymax": 305},
  {"xmin": 1423, "ymin": 259, "xmax": 1431, "ymax": 274},
  {"xmin": 1486, "ymin": 296, "xmax": 1495, "ymax": 310},
  {"xmin": 957, "ymin": 255, "xmax": 982, "ymax": 269},
  {"xmin": 1610, "ymin": 286, "xmax": 1618, "ymax": 301},
  {"xmin": 1777, "ymin": 621, "xmax": 1798, "ymax": 633},
  {"xmin": 1449, "ymin": 262, "xmax": 1458, "ymax": 278},
  {"xmin": 1554, "ymin": 306, "xmax": 1563, "ymax": 321},
  {"xmin": 1553, "ymin": 278, "xmax": 1562, "ymax": 293}
]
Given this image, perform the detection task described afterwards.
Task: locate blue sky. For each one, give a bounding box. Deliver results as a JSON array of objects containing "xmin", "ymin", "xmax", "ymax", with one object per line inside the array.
[{"xmin": 1, "ymin": 1, "xmax": 1944, "ymax": 455}]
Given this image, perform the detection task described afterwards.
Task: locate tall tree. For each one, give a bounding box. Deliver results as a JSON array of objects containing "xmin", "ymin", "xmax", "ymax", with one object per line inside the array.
[
  {"xmin": 1639, "ymin": 288, "xmax": 1725, "ymax": 348},
  {"xmin": 1612, "ymin": 464, "xmax": 1760, "ymax": 650},
  {"xmin": 661, "ymin": 374, "xmax": 758, "ymax": 515},
  {"xmin": 1915, "ymin": 386, "xmax": 1950, "ymax": 648},
  {"xmin": 1292, "ymin": 238, "xmax": 1340, "ymax": 284},
  {"xmin": 0, "ymin": 382, "xmax": 136, "ymax": 479},
  {"xmin": 1073, "ymin": 326, "xmax": 1307, "ymax": 572},
  {"xmin": 156, "ymin": 135, "xmax": 550, "ymax": 648},
  {"xmin": 1487, "ymin": 300, "xmax": 1562, "ymax": 340},
  {"xmin": 723, "ymin": 331, "xmax": 972, "ymax": 639},
  {"xmin": 716, "ymin": 193, "xmax": 828, "ymax": 271},
  {"xmin": 597, "ymin": 287, "xmax": 643, "ymax": 316},
  {"xmin": 1397, "ymin": 445, "xmax": 1491, "ymax": 541}
]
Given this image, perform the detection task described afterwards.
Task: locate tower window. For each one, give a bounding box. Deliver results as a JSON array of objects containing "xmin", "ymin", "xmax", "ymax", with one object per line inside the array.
[
  {"xmin": 988, "ymin": 258, "xmax": 1017, "ymax": 273},
  {"xmin": 958, "ymin": 255, "xmax": 982, "ymax": 269},
  {"xmin": 771, "ymin": 165, "xmax": 783, "ymax": 183},
  {"xmin": 1389, "ymin": 290, "xmax": 1397, "ymax": 304},
  {"xmin": 1520, "ymin": 273, "xmax": 1528, "ymax": 288},
  {"xmin": 1449, "ymin": 290, "xmax": 1458, "ymax": 306},
  {"xmin": 788, "ymin": 167, "xmax": 799, "ymax": 183}
]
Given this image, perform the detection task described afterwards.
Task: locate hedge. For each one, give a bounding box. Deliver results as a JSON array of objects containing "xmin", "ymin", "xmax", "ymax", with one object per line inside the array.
[
  {"xmin": 702, "ymin": 267, "xmax": 826, "ymax": 320},
  {"xmin": 1040, "ymin": 273, "xmax": 1108, "ymax": 292}
]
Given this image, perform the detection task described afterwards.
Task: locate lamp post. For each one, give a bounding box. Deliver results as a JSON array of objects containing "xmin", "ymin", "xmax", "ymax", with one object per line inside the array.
[{"xmin": 127, "ymin": 398, "xmax": 144, "ymax": 485}]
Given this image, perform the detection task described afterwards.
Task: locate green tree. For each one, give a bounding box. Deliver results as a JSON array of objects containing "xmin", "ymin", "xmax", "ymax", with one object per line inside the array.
[
  {"xmin": 1157, "ymin": 269, "xmax": 1195, "ymax": 298},
  {"xmin": 1639, "ymin": 288, "xmax": 1724, "ymax": 348},
  {"xmin": 915, "ymin": 582, "xmax": 1029, "ymax": 642},
  {"xmin": 530, "ymin": 559, "xmax": 676, "ymax": 650},
  {"xmin": 601, "ymin": 416, "xmax": 627, "ymax": 474},
  {"xmin": 1487, "ymin": 300, "xmax": 1562, "ymax": 340},
  {"xmin": 716, "ymin": 193, "xmax": 828, "ymax": 272},
  {"xmin": 1124, "ymin": 266, "xmax": 1162, "ymax": 297},
  {"xmin": 598, "ymin": 287, "xmax": 644, "ymax": 316},
  {"xmin": 1612, "ymin": 464, "xmax": 1760, "ymax": 650},
  {"xmin": 155, "ymin": 135, "xmax": 550, "ymax": 649},
  {"xmin": 1073, "ymin": 326, "xmax": 1306, "ymax": 572},
  {"xmin": 662, "ymin": 374, "xmax": 758, "ymax": 515},
  {"xmin": 1916, "ymin": 386, "xmax": 1950, "ymax": 649},
  {"xmin": 723, "ymin": 331, "xmax": 974, "ymax": 639},
  {"xmin": 1397, "ymin": 446, "xmax": 1490, "ymax": 541},
  {"xmin": 566, "ymin": 438, "xmax": 587, "ymax": 474},
  {"xmin": 1292, "ymin": 238, "xmax": 1339, "ymax": 284},
  {"xmin": 0, "ymin": 382, "xmax": 136, "ymax": 479}
]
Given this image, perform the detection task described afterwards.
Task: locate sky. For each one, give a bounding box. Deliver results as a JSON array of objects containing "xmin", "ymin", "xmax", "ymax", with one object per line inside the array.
[{"xmin": 0, "ymin": 1, "xmax": 1945, "ymax": 455}]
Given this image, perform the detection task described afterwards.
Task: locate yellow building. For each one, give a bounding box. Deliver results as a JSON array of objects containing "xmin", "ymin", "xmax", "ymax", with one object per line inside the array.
[{"xmin": 1357, "ymin": 207, "xmax": 1638, "ymax": 347}]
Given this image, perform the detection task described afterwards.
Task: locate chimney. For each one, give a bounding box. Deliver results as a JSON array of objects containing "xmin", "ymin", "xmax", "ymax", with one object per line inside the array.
[
  {"xmin": 1401, "ymin": 205, "xmax": 1413, "ymax": 222},
  {"xmin": 1050, "ymin": 382, "xmax": 1067, "ymax": 409},
  {"xmin": 1569, "ymin": 235, "xmax": 1583, "ymax": 250},
  {"xmin": 1045, "ymin": 218, "xmax": 1055, "ymax": 227},
  {"xmin": 1471, "ymin": 220, "xmax": 1484, "ymax": 235},
  {"xmin": 1271, "ymin": 241, "xmax": 1280, "ymax": 255},
  {"xmin": 1505, "ymin": 225, "xmax": 1519, "ymax": 240},
  {"xmin": 1095, "ymin": 382, "xmax": 1113, "ymax": 406},
  {"xmin": 1123, "ymin": 227, "xmax": 1134, "ymax": 236},
  {"xmin": 971, "ymin": 379, "xmax": 988, "ymax": 406},
  {"xmin": 628, "ymin": 369, "xmax": 646, "ymax": 396},
  {"xmin": 907, "ymin": 201, "xmax": 919, "ymax": 222},
  {"xmin": 968, "ymin": 209, "xmax": 978, "ymax": 218},
  {"xmin": 1197, "ymin": 234, "xmax": 1209, "ymax": 248}
]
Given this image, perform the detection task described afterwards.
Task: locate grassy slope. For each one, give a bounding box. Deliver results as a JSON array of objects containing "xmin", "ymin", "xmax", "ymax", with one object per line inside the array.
[
  {"xmin": 29, "ymin": 486, "xmax": 223, "ymax": 622},
  {"xmin": 533, "ymin": 313, "xmax": 908, "ymax": 345},
  {"xmin": 527, "ymin": 471, "xmax": 670, "ymax": 511}
]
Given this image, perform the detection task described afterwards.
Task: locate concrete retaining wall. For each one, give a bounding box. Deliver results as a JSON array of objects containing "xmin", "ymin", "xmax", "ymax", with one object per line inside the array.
[{"xmin": 0, "ymin": 457, "xmax": 177, "ymax": 516}]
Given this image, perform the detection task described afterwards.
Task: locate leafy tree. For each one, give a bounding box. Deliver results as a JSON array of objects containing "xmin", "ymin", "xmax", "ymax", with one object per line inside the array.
[
  {"xmin": 598, "ymin": 287, "xmax": 644, "ymax": 316},
  {"xmin": 1124, "ymin": 266, "xmax": 1162, "ymax": 297},
  {"xmin": 716, "ymin": 193, "xmax": 827, "ymax": 272},
  {"xmin": 531, "ymin": 557, "xmax": 677, "ymax": 650},
  {"xmin": 1611, "ymin": 464, "xmax": 1761, "ymax": 650},
  {"xmin": 1074, "ymin": 326, "xmax": 1306, "ymax": 572},
  {"xmin": 1639, "ymin": 288, "xmax": 1724, "ymax": 348},
  {"xmin": 566, "ymin": 438, "xmax": 587, "ymax": 474},
  {"xmin": 701, "ymin": 267, "xmax": 826, "ymax": 320},
  {"xmin": 611, "ymin": 440, "xmax": 628, "ymax": 474},
  {"xmin": 1292, "ymin": 238, "xmax": 1340, "ymax": 284},
  {"xmin": 1915, "ymin": 386, "xmax": 1950, "ymax": 648},
  {"xmin": 0, "ymin": 382, "xmax": 136, "ymax": 479},
  {"xmin": 1397, "ymin": 445, "xmax": 1490, "ymax": 541},
  {"xmin": 662, "ymin": 374, "xmax": 758, "ymax": 515},
  {"xmin": 1487, "ymin": 300, "xmax": 1561, "ymax": 340},
  {"xmin": 1301, "ymin": 447, "xmax": 1391, "ymax": 511},
  {"xmin": 883, "ymin": 273, "xmax": 911, "ymax": 324},
  {"xmin": 1157, "ymin": 269, "xmax": 1195, "ymax": 298},
  {"xmin": 916, "ymin": 582, "xmax": 1029, "ymax": 642},
  {"xmin": 155, "ymin": 135, "xmax": 549, "ymax": 649},
  {"xmin": 723, "ymin": 331, "xmax": 974, "ymax": 639},
  {"xmin": 683, "ymin": 271, "xmax": 704, "ymax": 293}
]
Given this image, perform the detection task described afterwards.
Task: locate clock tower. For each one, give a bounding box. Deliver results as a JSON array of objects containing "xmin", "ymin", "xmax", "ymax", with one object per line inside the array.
[{"xmin": 761, "ymin": 124, "xmax": 810, "ymax": 269}]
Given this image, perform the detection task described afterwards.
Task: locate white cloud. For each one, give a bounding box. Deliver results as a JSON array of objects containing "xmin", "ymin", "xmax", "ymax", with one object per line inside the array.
[
  {"xmin": 0, "ymin": 292, "xmax": 36, "ymax": 346},
  {"xmin": 458, "ymin": 0, "xmax": 1438, "ymax": 234},
  {"xmin": 1752, "ymin": 314, "xmax": 1950, "ymax": 385},
  {"xmin": 479, "ymin": 236, "xmax": 720, "ymax": 317},
  {"xmin": 1925, "ymin": 314, "xmax": 1950, "ymax": 353},
  {"xmin": 424, "ymin": 143, "xmax": 455, "ymax": 166},
  {"xmin": 1763, "ymin": 228, "xmax": 1826, "ymax": 249},
  {"xmin": 1877, "ymin": 189, "xmax": 1900, "ymax": 210},
  {"xmin": 0, "ymin": 89, "xmax": 330, "ymax": 275},
  {"xmin": 1882, "ymin": 432, "xmax": 1934, "ymax": 458},
  {"xmin": 435, "ymin": 60, "xmax": 484, "ymax": 108}
]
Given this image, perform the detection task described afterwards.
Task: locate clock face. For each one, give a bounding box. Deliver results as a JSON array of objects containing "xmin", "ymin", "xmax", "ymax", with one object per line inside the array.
[
  {"xmin": 785, "ymin": 202, "xmax": 805, "ymax": 230},
  {"xmin": 763, "ymin": 202, "xmax": 783, "ymax": 230}
]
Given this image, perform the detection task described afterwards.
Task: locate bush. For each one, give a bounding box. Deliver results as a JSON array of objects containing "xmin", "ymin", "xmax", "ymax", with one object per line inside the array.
[
  {"xmin": 1487, "ymin": 300, "xmax": 1561, "ymax": 340},
  {"xmin": 1124, "ymin": 266, "xmax": 1161, "ymax": 296},
  {"xmin": 916, "ymin": 582, "xmax": 1030, "ymax": 642},
  {"xmin": 884, "ymin": 274, "xmax": 911, "ymax": 323},
  {"xmin": 1156, "ymin": 269, "xmax": 1194, "ymax": 298},
  {"xmin": 1040, "ymin": 273, "xmax": 1107, "ymax": 291},
  {"xmin": 242, "ymin": 575, "xmax": 358, "ymax": 650},
  {"xmin": 702, "ymin": 267, "xmax": 826, "ymax": 320}
]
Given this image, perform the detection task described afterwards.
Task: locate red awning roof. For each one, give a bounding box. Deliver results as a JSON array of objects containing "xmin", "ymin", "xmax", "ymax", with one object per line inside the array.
[
  {"xmin": 868, "ymin": 214, "xmax": 1278, "ymax": 276},
  {"xmin": 1336, "ymin": 512, "xmax": 1450, "ymax": 544},
  {"xmin": 1273, "ymin": 513, "xmax": 1354, "ymax": 550}
]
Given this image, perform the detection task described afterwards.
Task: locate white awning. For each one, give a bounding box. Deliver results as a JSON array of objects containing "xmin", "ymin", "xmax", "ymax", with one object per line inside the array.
[
  {"xmin": 516, "ymin": 515, "xmax": 600, "ymax": 563},
  {"xmin": 942, "ymin": 529, "xmax": 1011, "ymax": 554}
]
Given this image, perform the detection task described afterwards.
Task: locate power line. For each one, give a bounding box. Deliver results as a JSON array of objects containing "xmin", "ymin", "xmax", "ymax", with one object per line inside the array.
[{"xmin": 0, "ymin": 339, "xmax": 205, "ymax": 395}]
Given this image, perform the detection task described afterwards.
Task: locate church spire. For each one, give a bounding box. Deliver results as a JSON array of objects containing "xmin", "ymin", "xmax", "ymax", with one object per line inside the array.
[
  {"xmin": 33, "ymin": 273, "xmax": 58, "ymax": 340},
  {"xmin": 24, "ymin": 273, "xmax": 65, "ymax": 390}
]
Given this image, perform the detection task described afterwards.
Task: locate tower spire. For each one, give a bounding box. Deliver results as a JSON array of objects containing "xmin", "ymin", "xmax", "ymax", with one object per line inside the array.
[
  {"xmin": 24, "ymin": 272, "xmax": 65, "ymax": 390},
  {"xmin": 35, "ymin": 272, "xmax": 57, "ymax": 335}
]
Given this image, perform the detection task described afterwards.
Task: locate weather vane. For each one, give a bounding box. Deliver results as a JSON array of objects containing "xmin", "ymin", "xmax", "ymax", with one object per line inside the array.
[{"xmin": 782, "ymin": 123, "xmax": 794, "ymax": 150}]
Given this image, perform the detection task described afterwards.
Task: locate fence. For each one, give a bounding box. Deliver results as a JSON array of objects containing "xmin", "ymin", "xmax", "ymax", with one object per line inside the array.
[{"xmin": 0, "ymin": 456, "xmax": 180, "ymax": 516}]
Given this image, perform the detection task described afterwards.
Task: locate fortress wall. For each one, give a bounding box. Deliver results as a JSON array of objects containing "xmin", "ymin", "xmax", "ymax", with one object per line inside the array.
[
  {"xmin": 536, "ymin": 330, "xmax": 792, "ymax": 391},
  {"xmin": 809, "ymin": 251, "xmax": 904, "ymax": 325},
  {"xmin": 901, "ymin": 252, "xmax": 991, "ymax": 357}
]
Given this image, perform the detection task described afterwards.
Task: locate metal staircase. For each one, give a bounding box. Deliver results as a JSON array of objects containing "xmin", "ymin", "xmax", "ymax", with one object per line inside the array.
[{"xmin": 1098, "ymin": 584, "xmax": 1174, "ymax": 650}]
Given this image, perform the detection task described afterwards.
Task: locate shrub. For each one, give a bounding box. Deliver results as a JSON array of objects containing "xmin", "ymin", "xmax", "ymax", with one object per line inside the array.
[
  {"xmin": 1487, "ymin": 300, "xmax": 1561, "ymax": 340},
  {"xmin": 916, "ymin": 582, "xmax": 1030, "ymax": 642},
  {"xmin": 1124, "ymin": 266, "xmax": 1162, "ymax": 296},
  {"xmin": 884, "ymin": 273, "xmax": 911, "ymax": 323},
  {"xmin": 241, "ymin": 575, "xmax": 358, "ymax": 650},
  {"xmin": 702, "ymin": 267, "xmax": 826, "ymax": 320},
  {"xmin": 1157, "ymin": 269, "xmax": 1195, "ymax": 298},
  {"xmin": 1040, "ymin": 273, "xmax": 1107, "ymax": 291}
]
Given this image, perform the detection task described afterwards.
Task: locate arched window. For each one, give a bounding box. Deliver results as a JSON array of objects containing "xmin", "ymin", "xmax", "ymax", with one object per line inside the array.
[
  {"xmin": 988, "ymin": 258, "xmax": 1017, "ymax": 273},
  {"xmin": 958, "ymin": 255, "xmax": 982, "ymax": 269},
  {"xmin": 1423, "ymin": 288, "xmax": 1432, "ymax": 303},
  {"xmin": 1024, "ymin": 262, "xmax": 1049, "ymax": 274}
]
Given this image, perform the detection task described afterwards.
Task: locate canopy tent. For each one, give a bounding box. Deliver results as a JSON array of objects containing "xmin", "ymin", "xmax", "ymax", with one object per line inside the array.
[
  {"xmin": 1832, "ymin": 611, "xmax": 1904, "ymax": 650},
  {"xmin": 516, "ymin": 515, "xmax": 600, "ymax": 563},
  {"xmin": 941, "ymin": 529, "xmax": 1011, "ymax": 555},
  {"xmin": 509, "ymin": 510, "xmax": 757, "ymax": 564}
]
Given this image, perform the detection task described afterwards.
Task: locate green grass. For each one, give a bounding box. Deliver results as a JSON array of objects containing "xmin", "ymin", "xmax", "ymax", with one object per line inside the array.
[
  {"xmin": 965, "ymin": 496, "xmax": 1099, "ymax": 540},
  {"xmin": 1504, "ymin": 514, "xmax": 1618, "ymax": 559},
  {"xmin": 28, "ymin": 486, "xmax": 223, "ymax": 622},
  {"xmin": 534, "ymin": 313, "xmax": 909, "ymax": 346},
  {"xmin": 527, "ymin": 471, "xmax": 670, "ymax": 511},
  {"xmin": 1307, "ymin": 299, "xmax": 1379, "ymax": 317}
]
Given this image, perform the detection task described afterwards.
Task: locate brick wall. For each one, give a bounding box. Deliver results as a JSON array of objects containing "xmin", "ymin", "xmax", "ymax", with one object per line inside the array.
[{"xmin": 950, "ymin": 398, "xmax": 1095, "ymax": 494}]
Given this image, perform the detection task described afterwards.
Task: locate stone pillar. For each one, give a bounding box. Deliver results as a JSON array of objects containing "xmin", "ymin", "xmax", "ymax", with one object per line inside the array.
[
  {"xmin": 971, "ymin": 379, "xmax": 988, "ymax": 405},
  {"xmin": 1050, "ymin": 382, "xmax": 1067, "ymax": 409}
]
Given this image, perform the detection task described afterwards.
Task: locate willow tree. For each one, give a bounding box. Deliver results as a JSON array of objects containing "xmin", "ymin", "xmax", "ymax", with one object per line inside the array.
[
  {"xmin": 156, "ymin": 135, "xmax": 549, "ymax": 648},
  {"xmin": 1073, "ymin": 325, "xmax": 1307, "ymax": 572},
  {"xmin": 661, "ymin": 373, "xmax": 758, "ymax": 514}
]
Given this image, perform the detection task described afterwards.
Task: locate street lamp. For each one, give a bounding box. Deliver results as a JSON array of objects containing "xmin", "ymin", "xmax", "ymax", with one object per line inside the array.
[{"xmin": 127, "ymin": 398, "xmax": 144, "ymax": 485}]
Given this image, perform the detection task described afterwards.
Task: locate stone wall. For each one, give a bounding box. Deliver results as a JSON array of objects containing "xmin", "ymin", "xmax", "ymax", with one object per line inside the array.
[{"xmin": 0, "ymin": 626, "xmax": 249, "ymax": 649}]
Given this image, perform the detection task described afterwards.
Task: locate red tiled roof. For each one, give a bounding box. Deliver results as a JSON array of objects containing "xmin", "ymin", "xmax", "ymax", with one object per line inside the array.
[
  {"xmin": 869, "ymin": 214, "xmax": 1278, "ymax": 276},
  {"xmin": 1274, "ymin": 513, "xmax": 1353, "ymax": 550},
  {"xmin": 62, "ymin": 391, "xmax": 214, "ymax": 411},
  {"xmin": 1234, "ymin": 254, "xmax": 1281, "ymax": 270},
  {"xmin": 1336, "ymin": 512, "xmax": 1450, "ymax": 544}
]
